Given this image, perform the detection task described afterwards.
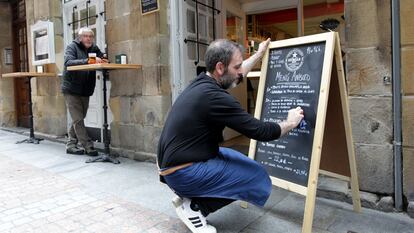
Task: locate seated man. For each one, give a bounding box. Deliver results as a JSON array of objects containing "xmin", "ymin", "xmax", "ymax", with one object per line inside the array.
[
  {"xmin": 157, "ymin": 39, "xmax": 304, "ymax": 233},
  {"xmin": 62, "ymin": 27, "xmax": 108, "ymax": 156}
]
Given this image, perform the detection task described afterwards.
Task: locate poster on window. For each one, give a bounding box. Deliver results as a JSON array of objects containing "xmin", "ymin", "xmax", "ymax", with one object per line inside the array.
[{"xmin": 31, "ymin": 20, "xmax": 55, "ymax": 65}]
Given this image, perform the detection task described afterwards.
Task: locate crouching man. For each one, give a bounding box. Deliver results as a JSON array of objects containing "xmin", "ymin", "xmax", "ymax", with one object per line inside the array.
[{"xmin": 157, "ymin": 39, "xmax": 304, "ymax": 233}]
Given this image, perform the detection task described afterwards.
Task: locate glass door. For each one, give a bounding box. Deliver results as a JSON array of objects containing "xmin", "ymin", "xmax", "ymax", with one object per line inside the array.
[
  {"xmin": 62, "ymin": 0, "xmax": 110, "ymax": 143},
  {"xmin": 171, "ymin": 0, "xmax": 219, "ymax": 100}
]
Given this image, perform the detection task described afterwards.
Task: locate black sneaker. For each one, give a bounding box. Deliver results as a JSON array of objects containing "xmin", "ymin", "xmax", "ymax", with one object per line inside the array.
[
  {"xmin": 85, "ymin": 148, "xmax": 99, "ymax": 156},
  {"xmin": 66, "ymin": 147, "xmax": 85, "ymax": 155}
]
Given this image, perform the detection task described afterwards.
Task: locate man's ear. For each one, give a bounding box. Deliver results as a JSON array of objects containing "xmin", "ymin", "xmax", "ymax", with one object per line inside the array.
[{"xmin": 215, "ymin": 62, "xmax": 225, "ymax": 76}]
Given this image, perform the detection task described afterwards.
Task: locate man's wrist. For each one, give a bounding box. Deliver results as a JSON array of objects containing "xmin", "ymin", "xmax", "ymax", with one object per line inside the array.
[
  {"xmin": 278, "ymin": 121, "xmax": 296, "ymax": 137},
  {"xmin": 282, "ymin": 121, "xmax": 296, "ymax": 131}
]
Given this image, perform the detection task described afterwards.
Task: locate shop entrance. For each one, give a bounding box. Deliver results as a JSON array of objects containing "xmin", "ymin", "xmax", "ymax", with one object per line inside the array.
[
  {"xmin": 62, "ymin": 0, "xmax": 110, "ymax": 144},
  {"xmin": 170, "ymin": 0, "xmax": 344, "ymax": 151},
  {"xmin": 222, "ymin": 0, "xmax": 345, "ymax": 153}
]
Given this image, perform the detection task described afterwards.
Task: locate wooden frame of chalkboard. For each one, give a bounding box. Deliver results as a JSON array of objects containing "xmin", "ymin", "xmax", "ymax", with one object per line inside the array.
[
  {"xmin": 141, "ymin": 0, "xmax": 160, "ymax": 15},
  {"xmin": 247, "ymin": 32, "xmax": 361, "ymax": 233}
]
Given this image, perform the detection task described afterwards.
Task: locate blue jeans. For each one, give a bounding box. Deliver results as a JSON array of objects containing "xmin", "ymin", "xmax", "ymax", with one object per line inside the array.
[{"xmin": 164, "ymin": 147, "xmax": 272, "ymax": 207}]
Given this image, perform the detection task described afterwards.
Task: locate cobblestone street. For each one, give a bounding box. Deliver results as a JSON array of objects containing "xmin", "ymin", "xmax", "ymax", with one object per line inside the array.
[{"xmin": 0, "ymin": 155, "xmax": 186, "ymax": 233}]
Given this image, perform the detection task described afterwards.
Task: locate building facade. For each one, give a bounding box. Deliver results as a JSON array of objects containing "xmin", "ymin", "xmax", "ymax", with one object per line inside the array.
[{"xmin": 0, "ymin": 0, "xmax": 413, "ymax": 214}]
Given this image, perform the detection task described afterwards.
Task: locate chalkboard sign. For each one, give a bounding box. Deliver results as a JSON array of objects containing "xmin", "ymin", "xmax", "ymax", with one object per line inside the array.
[
  {"xmin": 141, "ymin": 0, "xmax": 159, "ymax": 15},
  {"xmin": 255, "ymin": 42, "xmax": 326, "ymax": 187},
  {"xmin": 247, "ymin": 32, "xmax": 361, "ymax": 233}
]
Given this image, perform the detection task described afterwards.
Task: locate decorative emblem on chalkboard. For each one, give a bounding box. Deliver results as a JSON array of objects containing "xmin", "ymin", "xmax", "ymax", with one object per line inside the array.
[
  {"xmin": 285, "ymin": 48, "xmax": 304, "ymax": 72},
  {"xmin": 298, "ymin": 119, "xmax": 308, "ymax": 130}
]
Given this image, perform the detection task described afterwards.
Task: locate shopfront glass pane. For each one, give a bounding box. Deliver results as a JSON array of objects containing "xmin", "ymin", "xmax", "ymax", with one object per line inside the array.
[
  {"xmin": 187, "ymin": 10, "xmax": 196, "ymax": 34},
  {"xmin": 187, "ymin": 37, "xmax": 196, "ymax": 60},
  {"xmin": 89, "ymin": 6, "xmax": 96, "ymax": 25},
  {"xmin": 198, "ymin": 14, "xmax": 207, "ymax": 37}
]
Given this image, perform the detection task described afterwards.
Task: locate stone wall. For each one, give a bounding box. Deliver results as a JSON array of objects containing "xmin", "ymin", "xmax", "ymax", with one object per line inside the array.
[
  {"xmin": 0, "ymin": 2, "xmax": 16, "ymax": 127},
  {"xmin": 106, "ymin": 0, "xmax": 171, "ymax": 161},
  {"xmin": 401, "ymin": 0, "xmax": 414, "ymax": 208},
  {"xmin": 345, "ymin": 0, "xmax": 393, "ymax": 194},
  {"xmin": 25, "ymin": 0, "xmax": 67, "ymax": 136}
]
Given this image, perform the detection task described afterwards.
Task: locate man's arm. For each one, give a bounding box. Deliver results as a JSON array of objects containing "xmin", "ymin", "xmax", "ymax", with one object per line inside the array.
[
  {"xmin": 64, "ymin": 44, "xmax": 88, "ymax": 66},
  {"xmin": 241, "ymin": 38, "xmax": 271, "ymax": 77},
  {"xmin": 94, "ymin": 46, "xmax": 108, "ymax": 63},
  {"xmin": 278, "ymin": 107, "xmax": 304, "ymax": 137},
  {"xmin": 209, "ymin": 90, "xmax": 303, "ymax": 141}
]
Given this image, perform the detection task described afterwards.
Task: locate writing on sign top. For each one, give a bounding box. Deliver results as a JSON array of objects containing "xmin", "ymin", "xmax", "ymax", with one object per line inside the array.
[
  {"xmin": 141, "ymin": 0, "xmax": 159, "ymax": 15},
  {"xmin": 255, "ymin": 42, "xmax": 326, "ymax": 187}
]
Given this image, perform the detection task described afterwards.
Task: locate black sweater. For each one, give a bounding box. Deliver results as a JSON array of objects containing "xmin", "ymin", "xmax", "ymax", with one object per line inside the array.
[{"xmin": 157, "ymin": 73, "xmax": 281, "ymax": 169}]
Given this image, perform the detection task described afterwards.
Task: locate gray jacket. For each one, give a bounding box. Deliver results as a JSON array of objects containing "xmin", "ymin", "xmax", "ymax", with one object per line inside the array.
[{"xmin": 62, "ymin": 38, "xmax": 103, "ymax": 96}]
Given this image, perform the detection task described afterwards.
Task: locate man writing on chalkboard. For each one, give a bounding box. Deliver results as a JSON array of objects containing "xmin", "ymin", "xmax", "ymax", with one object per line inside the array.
[{"xmin": 157, "ymin": 39, "xmax": 304, "ymax": 233}]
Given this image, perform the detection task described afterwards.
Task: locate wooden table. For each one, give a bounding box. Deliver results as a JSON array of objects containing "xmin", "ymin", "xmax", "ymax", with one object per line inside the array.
[
  {"xmin": 67, "ymin": 63, "xmax": 141, "ymax": 164},
  {"xmin": 1, "ymin": 72, "xmax": 56, "ymax": 144}
]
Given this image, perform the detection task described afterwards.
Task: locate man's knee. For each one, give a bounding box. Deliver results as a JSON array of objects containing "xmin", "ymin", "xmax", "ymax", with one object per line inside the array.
[{"xmin": 71, "ymin": 117, "xmax": 84, "ymax": 123}]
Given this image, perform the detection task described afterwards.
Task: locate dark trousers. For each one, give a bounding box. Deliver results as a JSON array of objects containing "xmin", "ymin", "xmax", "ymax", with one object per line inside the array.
[
  {"xmin": 64, "ymin": 94, "xmax": 93, "ymax": 149},
  {"xmin": 190, "ymin": 197, "xmax": 234, "ymax": 217}
]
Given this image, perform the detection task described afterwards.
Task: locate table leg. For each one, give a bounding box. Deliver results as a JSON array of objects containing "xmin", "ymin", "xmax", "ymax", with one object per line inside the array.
[
  {"xmin": 86, "ymin": 70, "xmax": 120, "ymax": 164},
  {"xmin": 16, "ymin": 77, "xmax": 44, "ymax": 144}
]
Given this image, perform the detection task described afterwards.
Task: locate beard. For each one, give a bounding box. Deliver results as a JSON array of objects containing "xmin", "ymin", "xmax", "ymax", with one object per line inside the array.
[{"xmin": 219, "ymin": 71, "xmax": 243, "ymax": 90}]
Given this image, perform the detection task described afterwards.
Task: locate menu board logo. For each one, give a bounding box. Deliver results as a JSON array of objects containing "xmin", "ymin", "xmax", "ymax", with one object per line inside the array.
[{"xmin": 285, "ymin": 49, "xmax": 304, "ymax": 72}]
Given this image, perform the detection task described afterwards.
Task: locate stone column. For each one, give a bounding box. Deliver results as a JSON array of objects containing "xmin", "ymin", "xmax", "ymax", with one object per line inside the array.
[
  {"xmin": 106, "ymin": 0, "xmax": 171, "ymax": 161},
  {"xmin": 345, "ymin": 0, "xmax": 393, "ymax": 194},
  {"xmin": 25, "ymin": 0, "xmax": 67, "ymax": 136},
  {"xmin": 0, "ymin": 2, "xmax": 16, "ymax": 127},
  {"xmin": 400, "ymin": 0, "xmax": 414, "ymax": 217}
]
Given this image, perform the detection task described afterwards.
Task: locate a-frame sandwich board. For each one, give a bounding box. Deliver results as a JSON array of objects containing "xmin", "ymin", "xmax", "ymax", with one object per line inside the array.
[{"xmin": 248, "ymin": 32, "xmax": 361, "ymax": 233}]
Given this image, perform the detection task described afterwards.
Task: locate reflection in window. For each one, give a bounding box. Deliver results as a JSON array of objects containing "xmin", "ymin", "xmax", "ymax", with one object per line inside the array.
[
  {"xmin": 208, "ymin": 16, "xmax": 214, "ymax": 38},
  {"xmin": 71, "ymin": 11, "xmax": 79, "ymax": 29},
  {"xmin": 89, "ymin": 6, "xmax": 97, "ymax": 25},
  {"xmin": 199, "ymin": 0, "xmax": 206, "ymax": 11},
  {"xmin": 80, "ymin": 9, "xmax": 87, "ymax": 27},
  {"xmin": 187, "ymin": 10, "xmax": 196, "ymax": 33},
  {"xmin": 187, "ymin": 37, "xmax": 196, "ymax": 60},
  {"xmin": 198, "ymin": 14, "xmax": 207, "ymax": 37},
  {"xmin": 199, "ymin": 42, "xmax": 207, "ymax": 61}
]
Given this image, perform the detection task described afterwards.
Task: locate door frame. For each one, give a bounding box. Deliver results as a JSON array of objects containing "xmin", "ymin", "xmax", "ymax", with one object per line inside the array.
[
  {"xmin": 11, "ymin": 0, "xmax": 30, "ymax": 128},
  {"xmin": 170, "ymin": 0, "xmax": 222, "ymax": 101},
  {"xmin": 62, "ymin": 0, "xmax": 110, "ymax": 145}
]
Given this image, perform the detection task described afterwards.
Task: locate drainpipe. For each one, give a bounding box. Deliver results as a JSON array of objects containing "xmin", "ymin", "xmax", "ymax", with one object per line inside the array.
[
  {"xmin": 297, "ymin": 0, "xmax": 304, "ymax": 36},
  {"xmin": 391, "ymin": 0, "xmax": 403, "ymax": 211}
]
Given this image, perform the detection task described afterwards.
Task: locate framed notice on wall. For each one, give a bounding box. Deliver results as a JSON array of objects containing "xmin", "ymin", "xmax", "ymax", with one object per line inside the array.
[
  {"xmin": 141, "ymin": 0, "xmax": 159, "ymax": 15},
  {"xmin": 30, "ymin": 20, "xmax": 55, "ymax": 66}
]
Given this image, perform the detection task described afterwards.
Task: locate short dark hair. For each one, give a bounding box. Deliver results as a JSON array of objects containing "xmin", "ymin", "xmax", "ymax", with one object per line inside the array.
[{"xmin": 205, "ymin": 39, "xmax": 244, "ymax": 73}]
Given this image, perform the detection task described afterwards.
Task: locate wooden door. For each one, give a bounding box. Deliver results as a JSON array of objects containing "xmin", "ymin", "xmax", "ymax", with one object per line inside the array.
[{"xmin": 11, "ymin": 0, "xmax": 30, "ymax": 128}]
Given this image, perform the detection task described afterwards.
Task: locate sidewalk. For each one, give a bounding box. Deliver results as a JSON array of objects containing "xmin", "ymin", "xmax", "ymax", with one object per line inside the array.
[{"xmin": 0, "ymin": 129, "xmax": 413, "ymax": 233}]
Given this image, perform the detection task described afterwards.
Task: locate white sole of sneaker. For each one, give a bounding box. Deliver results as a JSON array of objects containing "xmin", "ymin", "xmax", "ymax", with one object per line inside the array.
[{"xmin": 175, "ymin": 206, "xmax": 216, "ymax": 233}]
